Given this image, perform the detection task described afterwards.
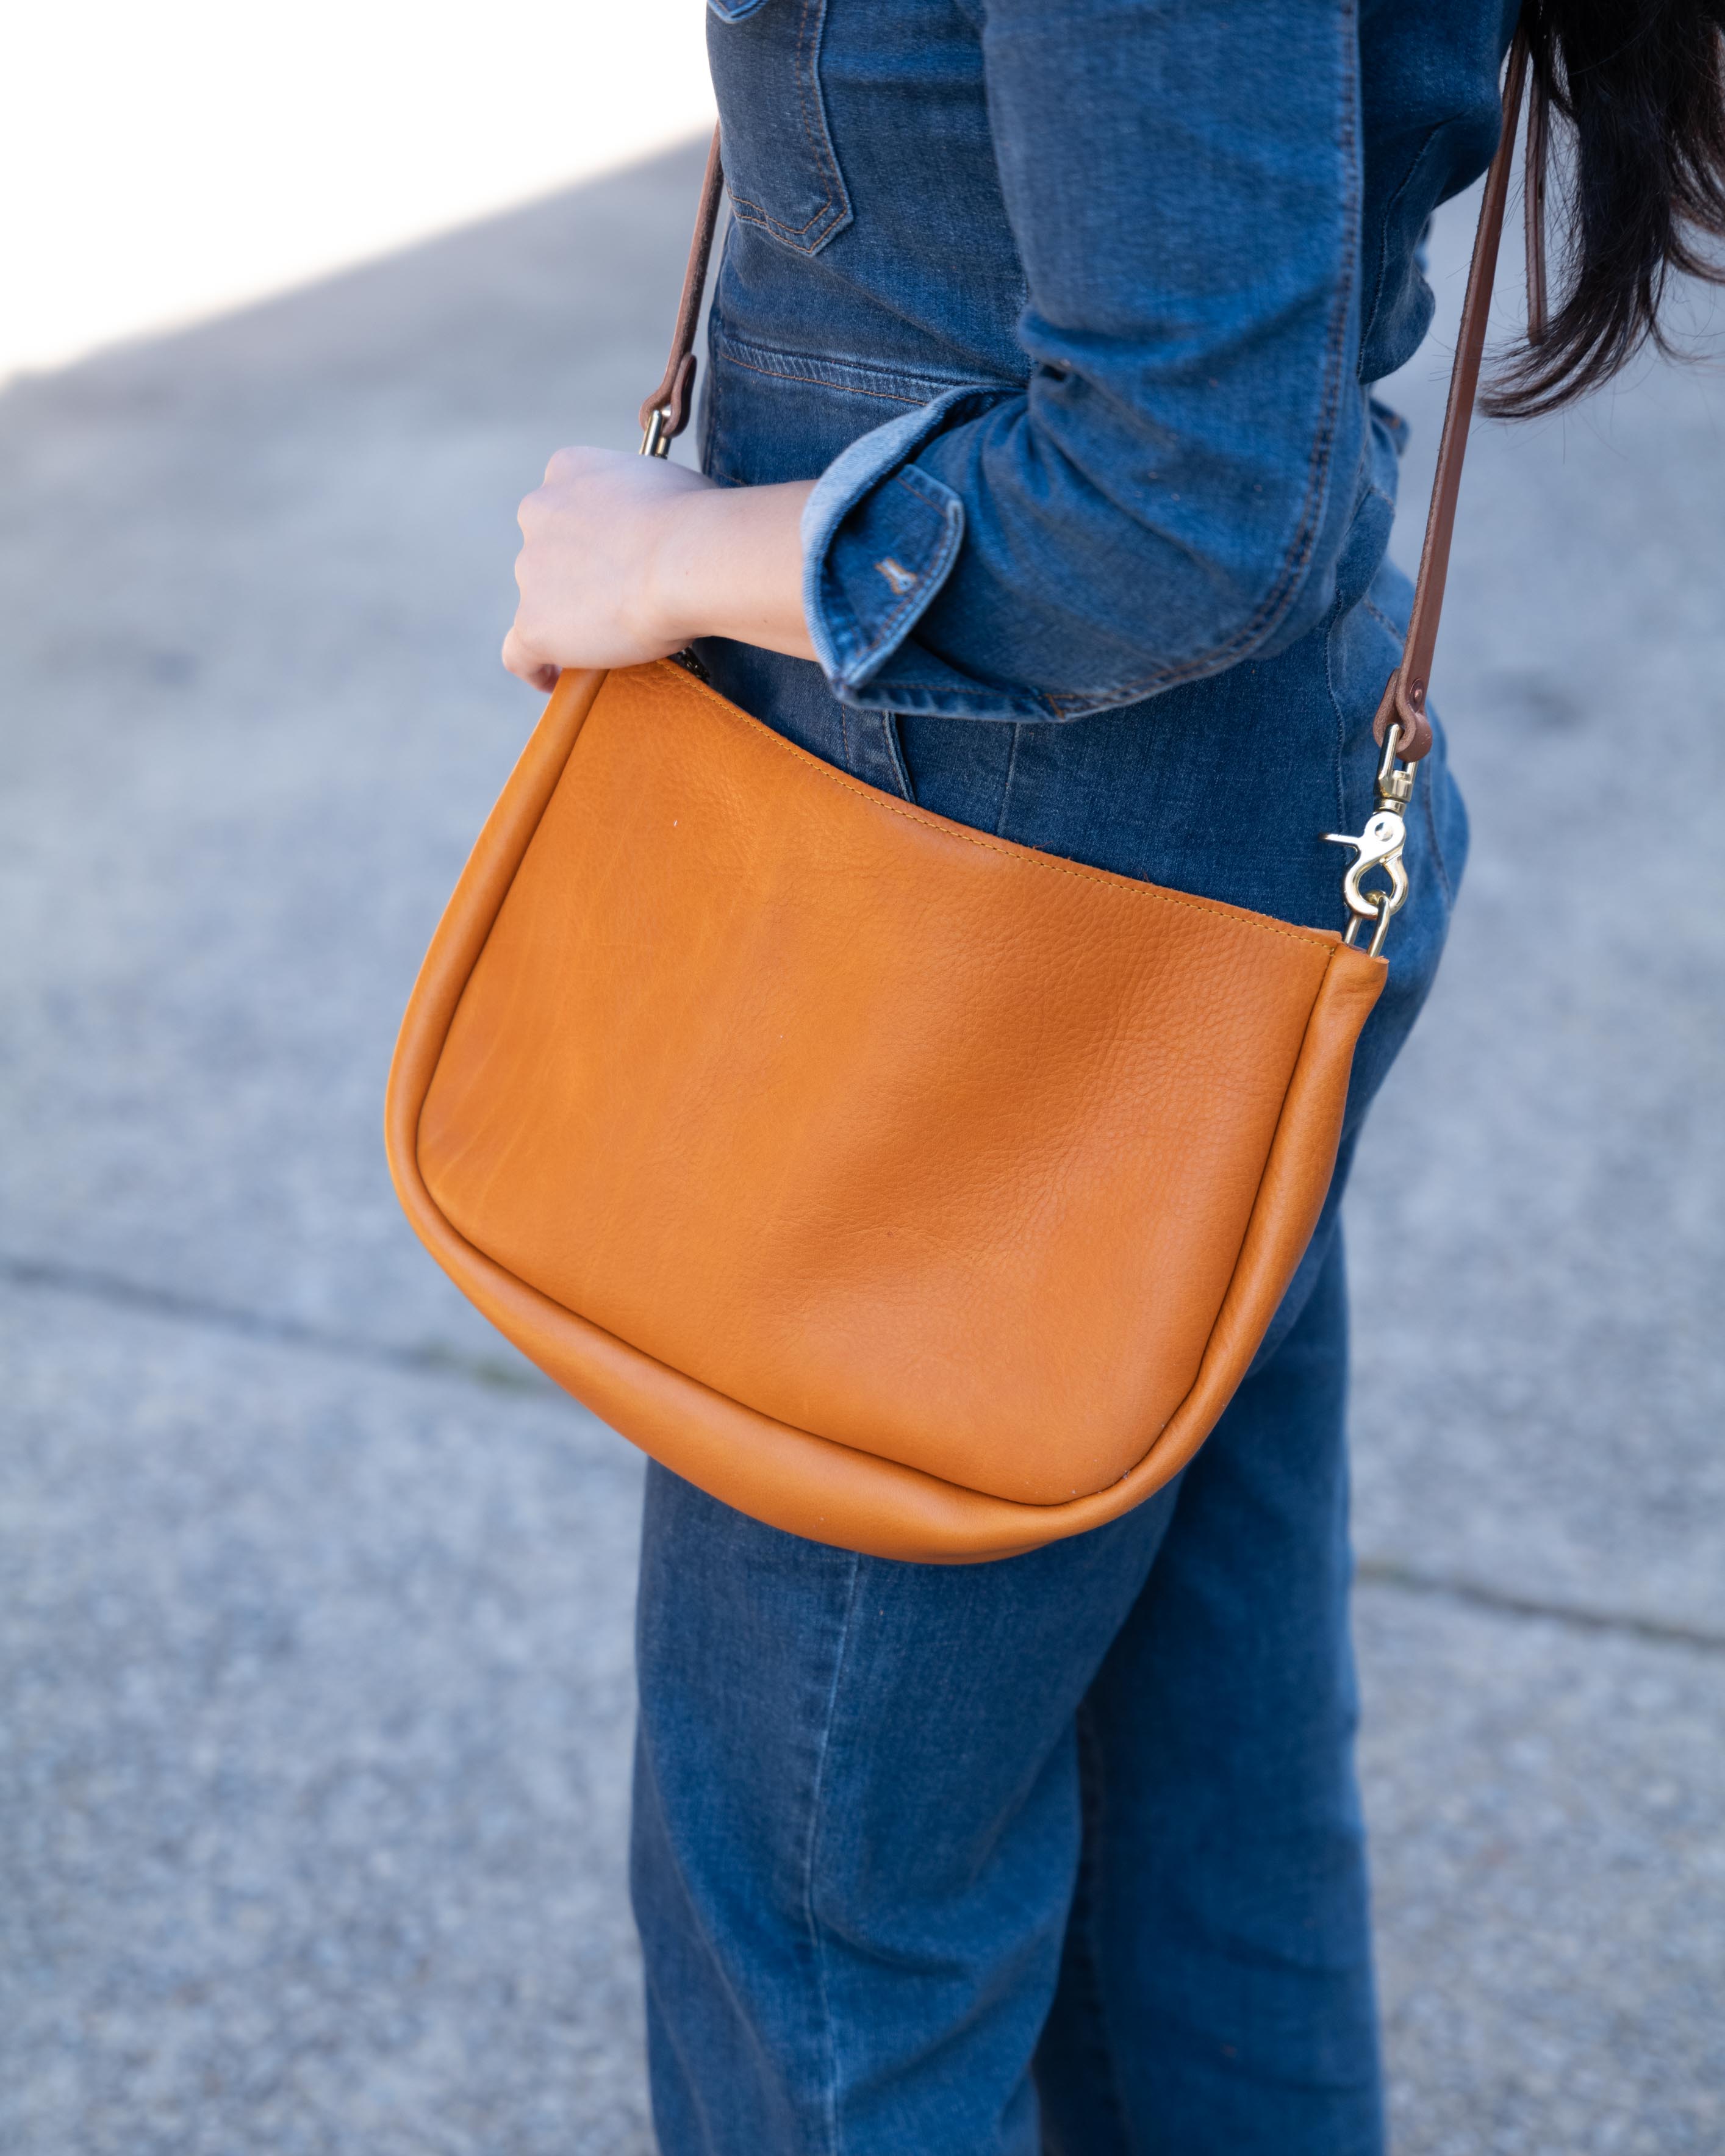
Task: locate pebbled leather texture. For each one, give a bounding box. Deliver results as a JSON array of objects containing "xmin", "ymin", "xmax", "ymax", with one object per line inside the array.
[{"xmin": 387, "ymin": 661, "xmax": 1384, "ymax": 1561}]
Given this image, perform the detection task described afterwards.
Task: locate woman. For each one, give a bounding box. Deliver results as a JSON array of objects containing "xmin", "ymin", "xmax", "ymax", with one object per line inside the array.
[{"xmin": 502, "ymin": 4, "xmax": 1725, "ymax": 2149}]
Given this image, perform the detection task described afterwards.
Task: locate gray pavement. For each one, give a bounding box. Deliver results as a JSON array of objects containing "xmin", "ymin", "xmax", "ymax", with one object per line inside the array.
[{"xmin": 1, "ymin": 140, "xmax": 1720, "ymax": 2153}]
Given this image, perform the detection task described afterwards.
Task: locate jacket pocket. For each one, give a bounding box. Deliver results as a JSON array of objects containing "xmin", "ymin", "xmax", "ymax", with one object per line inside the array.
[{"xmin": 707, "ymin": 0, "xmax": 852, "ymax": 255}]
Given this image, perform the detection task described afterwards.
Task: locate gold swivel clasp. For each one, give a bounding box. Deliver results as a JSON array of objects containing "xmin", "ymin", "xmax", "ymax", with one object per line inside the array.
[{"xmin": 1322, "ymin": 720, "xmax": 1416, "ymax": 958}]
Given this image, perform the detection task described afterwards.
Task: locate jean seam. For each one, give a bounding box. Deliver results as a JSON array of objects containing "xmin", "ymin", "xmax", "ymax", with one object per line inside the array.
[
  {"xmin": 834, "ymin": 672, "xmax": 1059, "ymax": 717},
  {"xmin": 794, "ymin": 0, "xmax": 847, "ymax": 229},
  {"xmin": 1421, "ymin": 757, "xmax": 1455, "ymax": 906},
  {"xmin": 1358, "ymin": 122, "xmax": 1448, "ymax": 364},
  {"xmin": 701, "ymin": 295, "xmax": 730, "ymax": 481},
  {"xmin": 1323, "ymin": 595, "xmax": 1352, "ymax": 851},
  {"xmin": 633, "ymin": 1736, "xmax": 740, "ymax": 2156},
  {"xmin": 802, "ymin": 1548, "xmax": 863, "ymax": 2156},
  {"xmin": 1060, "ymin": 1705, "xmax": 1139, "ymax": 2153},
  {"xmin": 883, "ymin": 714, "xmax": 915, "ymax": 801},
  {"xmin": 725, "ymin": 0, "xmax": 850, "ymax": 251},
  {"xmin": 714, "ymin": 331, "xmax": 1020, "ymax": 407},
  {"xmin": 719, "ymin": 346, "xmax": 923, "ymax": 407},
  {"xmin": 995, "ymin": 722, "xmax": 1023, "ymax": 838}
]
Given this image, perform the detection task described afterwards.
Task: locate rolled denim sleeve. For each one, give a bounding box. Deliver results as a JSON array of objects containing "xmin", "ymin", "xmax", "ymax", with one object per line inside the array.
[{"xmin": 800, "ymin": 0, "xmax": 1368, "ymax": 723}]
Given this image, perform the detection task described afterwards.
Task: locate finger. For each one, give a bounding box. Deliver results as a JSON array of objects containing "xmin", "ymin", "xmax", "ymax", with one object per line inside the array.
[{"xmin": 501, "ymin": 627, "xmax": 557, "ymax": 690}]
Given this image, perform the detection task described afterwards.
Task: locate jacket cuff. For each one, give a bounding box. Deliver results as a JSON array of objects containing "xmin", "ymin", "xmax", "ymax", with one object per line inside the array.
[{"xmin": 801, "ymin": 387, "xmax": 1053, "ymax": 720}]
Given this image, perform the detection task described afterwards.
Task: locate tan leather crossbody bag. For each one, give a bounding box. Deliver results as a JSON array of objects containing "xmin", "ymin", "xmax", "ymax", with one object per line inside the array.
[{"xmin": 387, "ymin": 42, "xmax": 1532, "ymax": 1563}]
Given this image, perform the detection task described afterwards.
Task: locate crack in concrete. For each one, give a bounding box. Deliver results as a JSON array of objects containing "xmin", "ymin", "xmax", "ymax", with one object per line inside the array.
[
  {"xmin": 5, "ymin": 1249, "xmax": 1723, "ymax": 1658},
  {"xmin": 1353, "ymin": 1560, "xmax": 1725, "ymax": 1655},
  {"xmin": 0, "ymin": 1251, "xmax": 558, "ymax": 1398}
]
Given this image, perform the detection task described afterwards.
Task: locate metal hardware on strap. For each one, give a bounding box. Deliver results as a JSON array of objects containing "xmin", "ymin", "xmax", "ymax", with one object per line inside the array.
[
  {"xmin": 1325, "ymin": 721, "xmax": 1415, "ymax": 958},
  {"xmin": 1332, "ymin": 17, "xmax": 1532, "ymax": 953},
  {"xmin": 638, "ymin": 127, "xmax": 726, "ymax": 459},
  {"xmin": 642, "ymin": 403, "xmax": 675, "ymax": 460}
]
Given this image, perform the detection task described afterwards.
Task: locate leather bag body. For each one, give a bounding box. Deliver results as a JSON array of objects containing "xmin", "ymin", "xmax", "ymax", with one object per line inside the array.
[
  {"xmin": 385, "ymin": 37, "xmax": 1531, "ymax": 1563},
  {"xmin": 387, "ymin": 658, "xmax": 1382, "ymax": 1560}
]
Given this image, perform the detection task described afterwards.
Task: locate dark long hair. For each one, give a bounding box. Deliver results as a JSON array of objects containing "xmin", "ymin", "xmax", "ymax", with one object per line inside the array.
[{"xmin": 1486, "ymin": 0, "xmax": 1725, "ymax": 417}]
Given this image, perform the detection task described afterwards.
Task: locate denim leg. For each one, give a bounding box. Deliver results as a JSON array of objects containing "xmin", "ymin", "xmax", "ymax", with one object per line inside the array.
[
  {"xmin": 631, "ymin": 1233, "xmax": 1376, "ymax": 2156},
  {"xmin": 1035, "ymin": 1232, "xmax": 1383, "ymax": 2156},
  {"xmin": 632, "ymin": 1466, "xmax": 1182, "ymax": 2154}
]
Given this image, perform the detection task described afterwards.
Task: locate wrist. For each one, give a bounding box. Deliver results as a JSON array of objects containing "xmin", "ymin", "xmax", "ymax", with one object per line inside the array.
[
  {"xmin": 643, "ymin": 479, "xmax": 724, "ymax": 653},
  {"xmin": 646, "ymin": 477, "xmax": 818, "ymax": 662}
]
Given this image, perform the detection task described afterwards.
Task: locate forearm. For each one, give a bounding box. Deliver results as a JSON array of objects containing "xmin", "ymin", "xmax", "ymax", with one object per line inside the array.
[{"xmin": 650, "ymin": 478, "xmax": 815, "ymax": 661}]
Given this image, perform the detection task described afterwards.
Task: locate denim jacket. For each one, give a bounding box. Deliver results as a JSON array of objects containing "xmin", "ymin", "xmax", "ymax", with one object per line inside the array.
[
  {"xmin": 703, "ymin": 0, "xmax": 1516, "ymax": 722},
  {"xmin": 694, "ymin": 0, "xmax": 1516, "ymax": 1318}
]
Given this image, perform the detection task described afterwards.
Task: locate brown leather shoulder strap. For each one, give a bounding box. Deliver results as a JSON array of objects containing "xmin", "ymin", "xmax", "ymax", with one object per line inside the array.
[
  {"xmin": 639, "ymin": 127, "xmax": 726, "ymax": 451},
  {"xmin": 1385, "ymin": 27, "xmax": 1530, "ymax": 759}
]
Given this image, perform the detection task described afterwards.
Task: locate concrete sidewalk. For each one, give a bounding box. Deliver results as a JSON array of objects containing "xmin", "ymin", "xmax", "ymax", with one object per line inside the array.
[{"xmin": 1, "ymin": 141, "xmax": 1720, "ymax": 2154}]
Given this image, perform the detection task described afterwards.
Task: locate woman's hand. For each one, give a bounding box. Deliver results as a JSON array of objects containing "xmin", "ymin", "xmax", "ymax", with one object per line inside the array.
[{"xmin": 503, "ymin": 445, "xmax": 817, "ymax": 692}]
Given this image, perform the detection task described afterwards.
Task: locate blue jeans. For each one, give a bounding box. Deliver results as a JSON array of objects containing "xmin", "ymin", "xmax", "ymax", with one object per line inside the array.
[
  {"xmin": 633, "ymin": 1231, "xmax": 1382, "ymax": 2154},
  {"xmin": 630, "ymin": 407, "xmax": 1462, "ymax": 2146}
]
